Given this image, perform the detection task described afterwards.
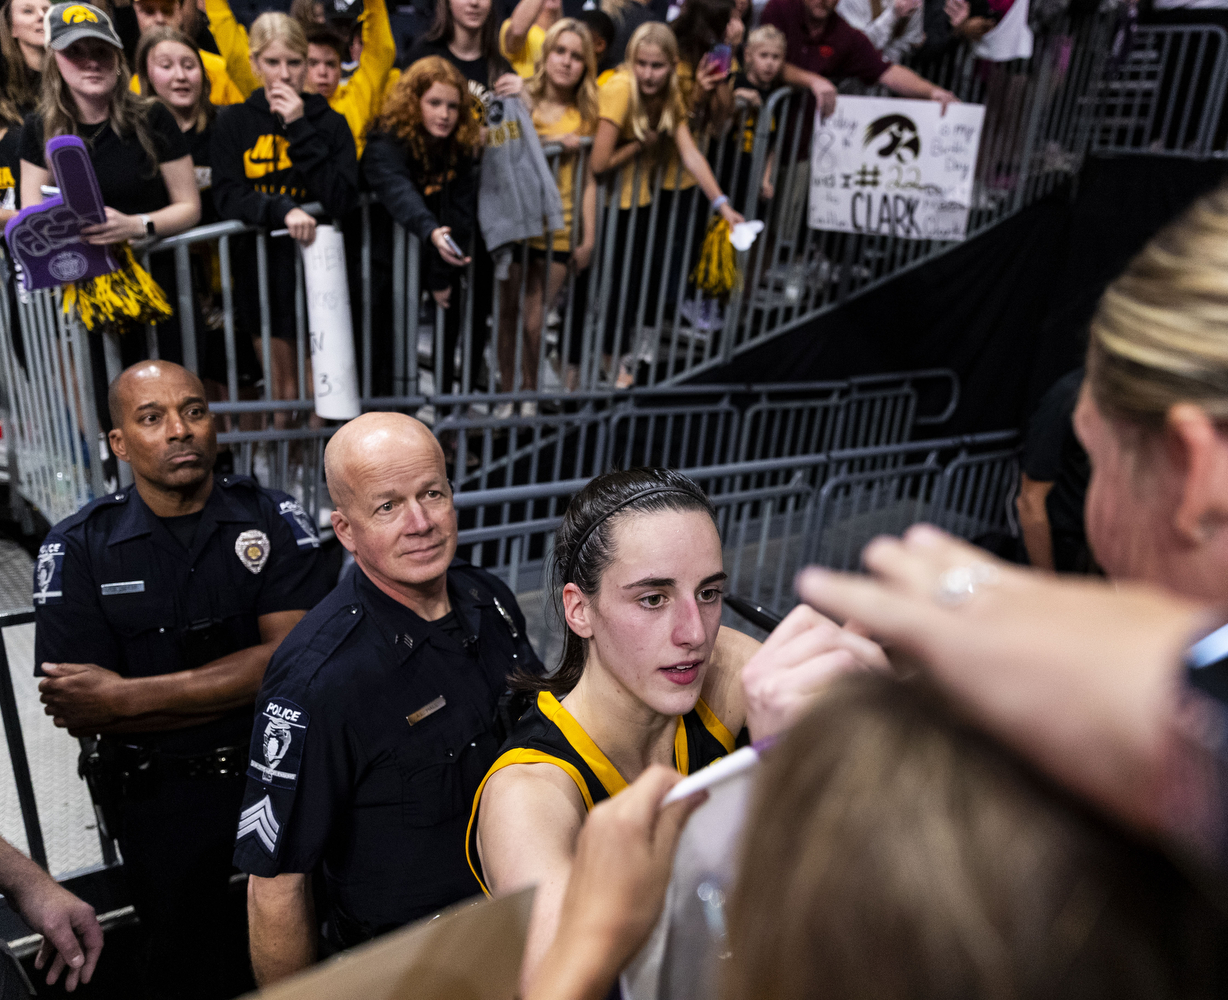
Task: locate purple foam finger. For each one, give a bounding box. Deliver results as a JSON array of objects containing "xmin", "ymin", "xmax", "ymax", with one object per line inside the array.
[{"xmin": 3, "ymin": 136, "xmax": 117, "ymax": 291}]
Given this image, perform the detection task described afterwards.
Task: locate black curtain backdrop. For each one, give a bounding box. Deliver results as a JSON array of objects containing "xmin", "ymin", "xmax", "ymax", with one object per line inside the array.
[{"xmin": 699, "ymin": 156, "xmax": 1228, "ymax": 435}]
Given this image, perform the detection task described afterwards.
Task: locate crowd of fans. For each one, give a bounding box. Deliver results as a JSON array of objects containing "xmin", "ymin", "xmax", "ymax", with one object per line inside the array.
[
  {"xmin": 0, "ymin": 0, "xmax": 992, "ymax": 424},
  {"xmin": 5, "ymin": 180, "xmax": 1228, "ymax": 999}
]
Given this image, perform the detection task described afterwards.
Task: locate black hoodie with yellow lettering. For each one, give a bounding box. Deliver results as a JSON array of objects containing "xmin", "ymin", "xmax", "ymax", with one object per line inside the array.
[{"xmin": 211, "ymin": 88, "xmax": 358, "ymax": 228}]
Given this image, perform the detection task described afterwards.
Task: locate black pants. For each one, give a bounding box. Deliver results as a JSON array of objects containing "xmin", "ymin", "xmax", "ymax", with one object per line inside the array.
[{"xmin": 114, "ymin": 771, "xmax": 252, "ymax": 1000}]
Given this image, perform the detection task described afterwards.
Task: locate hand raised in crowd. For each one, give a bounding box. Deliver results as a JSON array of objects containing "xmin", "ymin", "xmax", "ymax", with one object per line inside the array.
[
  {"xmin": 80, "ymin": 207, "xmax": 147, "ymax": 245},
  {"xmin": 432, "ymin": 287, "xmax": 453, "ymax": 309},
  {"xmin": 794, "ymin": 525, "xmax": 1220, "ymax": 856},
  {"xmin": 810, "ymin": 74, "xmax": 838, "ymax": 119},
  {"xmin": 526, "ymin": 767, "xmax": 707, "ymax": 1000},
  {"xmin": 431, "ymin": 226, "xmax": 470, "ymax": 268},
  {"xmin": 944, "ymin": 0, "xmax": 970, "ymax": 28},
  {"xmin": 760, "ymin": 174, "xmax": 775, "ymax": 200},
  {"xmin": 742, "ymin": 604, "xmax": 888, "ymax": 741},
  {"xmin": 0, "ymin": 841, "xmax": 104, "ymax": 993},
  {"xmin": 38, "ymin": 662, "xmax": 129, "ymax": 732},
  {"xmin": 695, "ymin": 55, "xmax": 729, "ymax": 94},
  {"xmin": 733, "ymin": 87, "xmax": 763, "ymax": 109},
  {"xmin": 284, "ymin": 207, "xmax": 317, "ymax": 246},
  {"xmin": 557, "ymin": 131, "xmax": 583, "ymax": 153},
  {"xmin": 725, "ymin": 14, "xmax": 745, "ymax": 46},
  {"xmin": 494, "ymin": 72, "xmax": 525, "ymax": 98},
  {"xmin": 266, "ymin": 82, "xmax": 305, "ymax": 125}
]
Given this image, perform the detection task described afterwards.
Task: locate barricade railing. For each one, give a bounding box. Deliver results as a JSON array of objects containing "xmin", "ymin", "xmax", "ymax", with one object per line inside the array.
[
  {"xmin": 450, "ymin": 429, "xmax": 1017, "ymax": 607},
  {"xmin": 0, "ymin": 11, "xmax": 1137, "ymax": 524},
  {"xmin": 1083, "ymin": 23, "xmax": 1228, "ymax": 157}
]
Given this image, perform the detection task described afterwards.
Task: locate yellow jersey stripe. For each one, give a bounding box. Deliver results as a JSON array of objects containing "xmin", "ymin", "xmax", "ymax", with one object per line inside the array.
[
  {"xmin": 465, "ymin": 746, "xmax": 595, "ymax": 897},
  {"xmin": 694, "ymin": 697, "xmax": 736, "ymax": 754}
]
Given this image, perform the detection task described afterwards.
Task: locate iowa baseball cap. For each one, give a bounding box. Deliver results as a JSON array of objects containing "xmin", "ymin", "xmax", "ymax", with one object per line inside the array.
[{"xmin": 44, "ymin": 3, "xmax": 124, "ymax": 51}]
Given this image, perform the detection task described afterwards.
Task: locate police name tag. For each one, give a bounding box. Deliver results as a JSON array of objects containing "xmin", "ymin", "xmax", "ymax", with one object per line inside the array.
[
  {"xmin": 407, "ymin": 695, "xmax": 446, "ymax": 726},
  {"xmin": 248, "ymin": 697, "xmax": 309, "ymax": 788},
  {"xmin": 101, "ymin": 580, "xmax": 145, "ymax": 596}
]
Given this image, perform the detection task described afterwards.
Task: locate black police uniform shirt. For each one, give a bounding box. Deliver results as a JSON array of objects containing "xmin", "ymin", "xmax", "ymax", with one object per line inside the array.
[
  {"xmin": 19, "ymin": 102, "xmax": 189, "ymax": 217},
  {"xmin": 33, "ymin": 475, "xmax": 332, "ymax": 755},
  {"xmin": 233, "ymin": 559, "xmax": 544, "ymax": 944},
  {"xmin": 465, "ymin": 689, "xmax": 735, "ymax": 894}
]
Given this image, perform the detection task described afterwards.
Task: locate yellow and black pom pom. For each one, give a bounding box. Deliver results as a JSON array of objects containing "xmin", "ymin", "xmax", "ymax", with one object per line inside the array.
[
  {"xmin": 61, "ymin": 243, "xmax": 173, "ymax": 331},
  {"xmin": 690, "ymin": 217, "xmax": 738, "ymax": 300}
]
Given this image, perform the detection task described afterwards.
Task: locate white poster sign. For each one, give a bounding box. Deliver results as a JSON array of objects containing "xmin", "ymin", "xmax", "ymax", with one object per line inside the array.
[
  {"xmin": 300, "ymin": 223, "xmax": 361, "ymax": 420},
  {"xmin": 808, "ymin": 96, "xmax": 986, "ymax": 242}
]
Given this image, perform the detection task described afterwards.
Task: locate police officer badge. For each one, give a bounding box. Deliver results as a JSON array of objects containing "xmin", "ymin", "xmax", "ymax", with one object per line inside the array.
[{"xmin": 235, "ymin": 529, "xmax": 271, "ymax": 574}]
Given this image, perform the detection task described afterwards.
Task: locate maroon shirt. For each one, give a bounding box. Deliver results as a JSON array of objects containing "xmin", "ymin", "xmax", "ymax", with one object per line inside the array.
[{"xmin": 759, "ymin": 0, "xmax": 891, "ymax": 84}]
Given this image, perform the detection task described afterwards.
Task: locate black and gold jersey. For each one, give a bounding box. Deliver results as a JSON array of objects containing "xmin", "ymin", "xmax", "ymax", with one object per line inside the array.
[{"xmin": 466, "ymin": 689, "xmax": 735, "ymax": 894}]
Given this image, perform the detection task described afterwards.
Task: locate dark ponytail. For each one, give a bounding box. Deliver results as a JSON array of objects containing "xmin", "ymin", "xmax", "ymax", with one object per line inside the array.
[{"xmin": 512, "ymin": 468, "xmax": 718, "ymax": 696}]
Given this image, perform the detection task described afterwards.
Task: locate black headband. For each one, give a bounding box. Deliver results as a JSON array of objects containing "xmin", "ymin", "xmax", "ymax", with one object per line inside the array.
[{"xmin": 565, "ymin": 486, "xmax": 698, "ymax": 584}]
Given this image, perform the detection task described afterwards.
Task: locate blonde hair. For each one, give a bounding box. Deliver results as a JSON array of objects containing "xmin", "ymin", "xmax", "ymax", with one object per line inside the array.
[
  {"xmin": 623, "ymin": 22, "xmax": 684, "ymax": 143},
  {"xmin": 1087, "ymin": 183, "xmax": 1228, "ymax": 431},
  {"xmin": 249, "ymin": 11, "xmax": 308, "ymax": 61},
  {"xmin": 525, "ymin": 19, "xmax": 599, "ymax": 133},
  {"xmin": 745, "ymin": 23, "xmax": 786, "ymax": 55}
]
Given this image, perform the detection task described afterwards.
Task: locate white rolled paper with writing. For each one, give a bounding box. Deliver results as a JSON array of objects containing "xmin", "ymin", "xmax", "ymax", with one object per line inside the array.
[{"xmin": 300, "ymin": 223, "xmax": 361, "ymax": 420}]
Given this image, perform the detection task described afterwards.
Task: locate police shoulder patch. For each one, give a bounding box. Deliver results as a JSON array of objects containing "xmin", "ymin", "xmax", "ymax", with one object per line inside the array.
[
  {"xmin": 247, "ymin": 696, "xmax": 309, "ymax": 789},
  {"xmin": 33, "ymin": 538, "xmax": 66, "ymax": 606},
  {"xmin": 277, "ymin": 498, "xmax": 320, "ymax": 550}
]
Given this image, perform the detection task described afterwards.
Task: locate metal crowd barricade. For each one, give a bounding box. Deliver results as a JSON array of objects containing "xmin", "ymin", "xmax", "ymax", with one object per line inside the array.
[
  {"xmin": 0, "ymin": 10, "xmax": 1159, "ymax": 527},
  {"xmin": 1085, "ymin": 23, "xmax": 1228, "ymax": 157},
  {"xmin": 447, "ymin": 429, "xmax": 1017, "ymax": 612}
]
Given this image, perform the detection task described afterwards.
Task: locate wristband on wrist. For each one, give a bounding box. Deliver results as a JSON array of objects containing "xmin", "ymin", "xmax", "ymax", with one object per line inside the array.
[{"xmin": 711, "ymin": 194, "xmax": 730, "ymax": 212}]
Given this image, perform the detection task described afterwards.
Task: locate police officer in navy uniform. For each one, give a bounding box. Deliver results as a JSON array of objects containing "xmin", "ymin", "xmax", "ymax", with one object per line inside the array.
[
  {"xmin": 34, "ymin": 361, "xmax": 332, "ymax": 1000},
  {"xmin": 235, "ymin": 412, "xmax": 543, "ymax": 986}
]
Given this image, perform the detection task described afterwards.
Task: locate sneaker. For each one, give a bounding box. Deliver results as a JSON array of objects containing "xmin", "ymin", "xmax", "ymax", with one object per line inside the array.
[
  {"xmin": 415, "ymin": 404, "xmax": 436, "ymax": 426},
  {"xmin": 519, "ymin": 400, "xmax": 537, "ymax": 418},
  {"xmin": 493, "ymin": 402, "xmax": 515, "ymax": 420}
]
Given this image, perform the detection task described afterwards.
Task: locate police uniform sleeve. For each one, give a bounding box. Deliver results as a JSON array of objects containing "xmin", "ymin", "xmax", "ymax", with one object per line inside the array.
[
  {"xmin": 32, "ymin": 530, "xmax": 121, "ymax": 677},
  {"xmin": 254, "ymin": 489, "xmax": 333, "ymax": 617},
  {"xmin": 234, "ymin": 676, "xmax": 356, "ymax": 874},
  {"xmin": 487, "ymin": 574, "xmax": 545, "ymax": 677}
]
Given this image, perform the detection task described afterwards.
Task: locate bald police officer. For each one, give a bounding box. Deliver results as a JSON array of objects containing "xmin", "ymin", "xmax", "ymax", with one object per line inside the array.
[
  {"xmin": 235, "ymin": 412, "xmax": 543, "ymax": 985},
  {"xmin": 34, "ymin": 361, "xmax": 331, "ymax": 999}
]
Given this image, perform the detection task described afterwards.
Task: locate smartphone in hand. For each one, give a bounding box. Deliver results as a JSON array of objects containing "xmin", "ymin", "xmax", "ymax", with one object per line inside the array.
[{"xmin": 706, "ymin": 43, "xmax": 733, "ymax": 77}]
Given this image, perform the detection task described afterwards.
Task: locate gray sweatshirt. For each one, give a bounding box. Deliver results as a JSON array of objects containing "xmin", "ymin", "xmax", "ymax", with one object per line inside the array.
[{"xmin": 477, "ymin": 95, "xmax": 565, "ymax": 253}]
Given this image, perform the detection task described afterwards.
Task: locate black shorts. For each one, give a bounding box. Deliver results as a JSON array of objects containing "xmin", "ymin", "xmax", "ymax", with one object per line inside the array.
[{"xmin": 527, "ymin": 246, "xmax": 572, "ymax": 266}]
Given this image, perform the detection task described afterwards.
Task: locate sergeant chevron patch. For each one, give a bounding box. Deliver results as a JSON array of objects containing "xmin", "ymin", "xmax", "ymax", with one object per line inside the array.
[{"xmin": 237, "ymin": 795, "xmax": 280, "ymax": 854}]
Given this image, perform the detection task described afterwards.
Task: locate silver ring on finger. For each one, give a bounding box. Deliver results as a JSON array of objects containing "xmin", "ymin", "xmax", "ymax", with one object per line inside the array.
[{"xmin": 936, "ymin": 563, "xmax": 998, "ymax": 607}]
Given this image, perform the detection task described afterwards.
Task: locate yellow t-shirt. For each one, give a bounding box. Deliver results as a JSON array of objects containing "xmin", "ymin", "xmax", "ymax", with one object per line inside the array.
[
  {"xmin": 596, "ymin": 68, "xmax": 616, "ymax": 87},
  {"xmin": 128, "ymin": 49, "xmax": 245, "ymax": 107},
  {"xmin": 597, "ymin": 68, "xmax": 693, "ymax": 210},
  {"xmin": 499, "ymin": 20, "xmax": 546, "ymax": 79},
  {"xmin": 529, "ymin": 104, "xmax": 596, "ymax": 252}
]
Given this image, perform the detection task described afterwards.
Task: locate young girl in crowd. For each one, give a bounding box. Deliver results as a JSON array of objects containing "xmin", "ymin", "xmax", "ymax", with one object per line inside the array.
[
  {"xmin": 211, "ymin": 11, "xmax": 358, "ymax": 409},
  {"xmin": 20, "ymin": 2, "xmax": 201, "ymax": 362},
  {"xmin": 1, "ymin": 0, "xmax": 50, "ymax": 220},
  {"xmin": 496, "ymin": 18, "xmax": 598, "ymax": 405},
  {"xmin": 671, "ymin": 0, "xmax": 735, "ymax": 128},
  {"xmin": 405, "ymin": 0, "xmax": 523, "ymax": 113},
  {"xmin": 404, "ymin": 0, "xmax": 526, "ymax": 393},
  {"xmin": 364, "ymin": 56, "xmax": 480, "ymax": 397},
  {"xmin": 589, "ymin": 22, "xmax": 742, "ymax": 386},
  {"xmin": 137, "ymin": 25, "xmax": 264, "ymax": 405}
]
